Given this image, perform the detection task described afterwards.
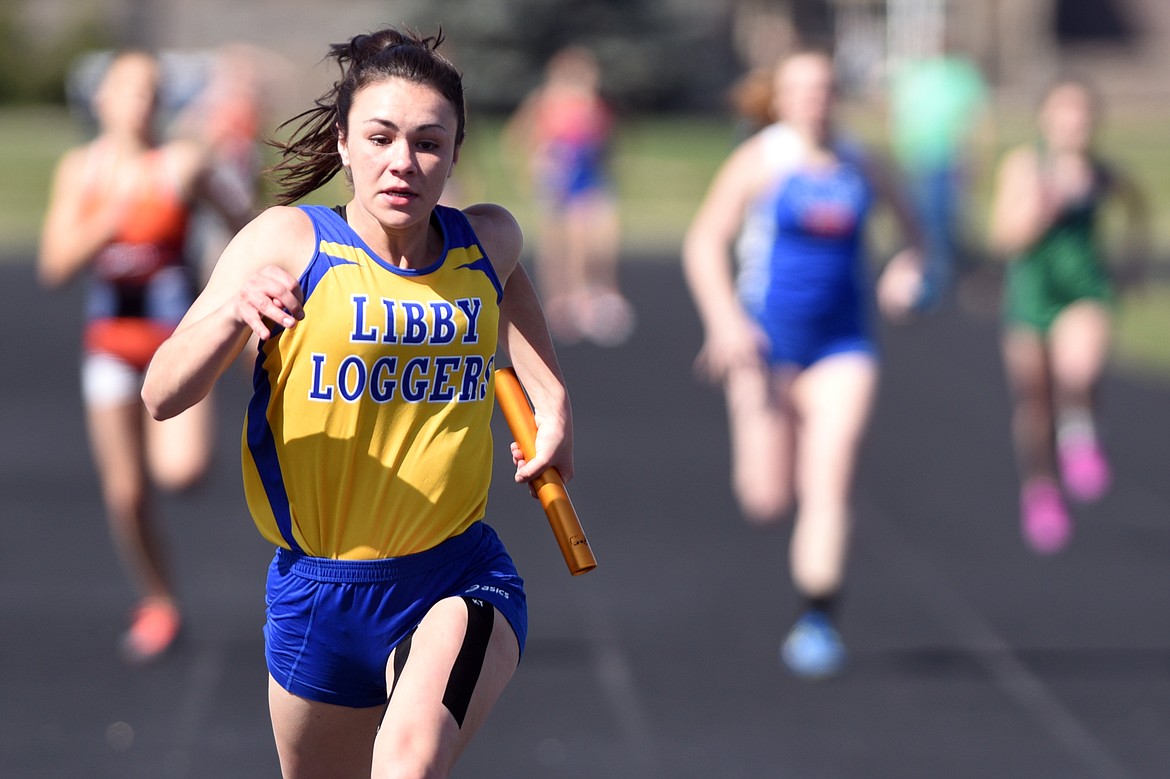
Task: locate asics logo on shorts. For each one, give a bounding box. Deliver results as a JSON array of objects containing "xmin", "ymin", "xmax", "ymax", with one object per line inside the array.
[{"xmin": 466, "ymin": 584, "xmax": 509, "ymax": 600}]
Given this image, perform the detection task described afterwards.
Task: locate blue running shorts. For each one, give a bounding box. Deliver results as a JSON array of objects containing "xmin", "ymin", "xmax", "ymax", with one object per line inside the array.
[
  {"xmin": 759, "ymin": 313, "xmax": 875, "ymax": 369},
  {"xmin": 746, "ymin": 292, "xmax": 875, "ymax": 369},
  {"xmin": 264, "ymin": 521, "xmax": 527, "ymax": 708}
]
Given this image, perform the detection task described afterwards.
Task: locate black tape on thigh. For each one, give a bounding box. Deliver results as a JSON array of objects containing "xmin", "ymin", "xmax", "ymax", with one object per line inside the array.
[
  {"xmin": 386, "ymin": 629, "xmax": 415, "ymax": 704},
  {"xmin": 443, "ymin": 597, "xmax": 495, "ymax": 728}
]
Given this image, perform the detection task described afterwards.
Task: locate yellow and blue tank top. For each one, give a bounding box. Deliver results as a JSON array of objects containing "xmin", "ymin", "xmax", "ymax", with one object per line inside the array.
[{"xmin": 242, "ymin": 204, "xmax": 503, "ymax": 559}]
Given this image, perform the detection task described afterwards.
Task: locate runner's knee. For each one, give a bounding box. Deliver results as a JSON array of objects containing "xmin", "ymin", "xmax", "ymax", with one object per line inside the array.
[
  {"xmin": 735, "ymin": 477, "xmax": 792, "ymax": 524},
  {"xmin": 101, "ymin": 474, "xmax": 147, "ymax": 525},
  {"xmin": 151, "ymin": 455, "xmax": 210, "ymax": 492}
]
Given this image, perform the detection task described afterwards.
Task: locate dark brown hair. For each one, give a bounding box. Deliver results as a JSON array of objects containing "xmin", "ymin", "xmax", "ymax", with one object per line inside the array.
[{"xmin": 267, "ymin": 27, "xmax": 465, "ymax": 205}]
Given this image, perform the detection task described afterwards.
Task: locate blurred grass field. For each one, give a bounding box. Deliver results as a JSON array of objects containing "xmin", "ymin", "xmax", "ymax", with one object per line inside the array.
[{"xmin": 4, "ymin": 103, "xmax": 1169, "ymax": 377}]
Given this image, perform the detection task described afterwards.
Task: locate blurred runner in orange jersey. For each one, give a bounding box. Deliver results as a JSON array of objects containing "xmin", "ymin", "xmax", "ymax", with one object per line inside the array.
[
  {"xmin": 38, "ymin": 50, "xmax": 251, "ymax": 663},
  {"xmin": 505, "ymin": 45, "xmax": 634, "ymax": 346}
]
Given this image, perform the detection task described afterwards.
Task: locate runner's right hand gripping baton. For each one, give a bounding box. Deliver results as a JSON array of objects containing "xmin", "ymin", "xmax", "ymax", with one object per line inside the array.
[{"xmin": 494, "ymin": 367, "xmax": 597, "ymax": 576}]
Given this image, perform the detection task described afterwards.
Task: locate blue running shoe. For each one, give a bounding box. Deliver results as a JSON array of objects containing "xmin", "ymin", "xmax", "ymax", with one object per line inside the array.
[{"xmin": 781, "ymin": 611, "xmax": 845, "ymax": 679}]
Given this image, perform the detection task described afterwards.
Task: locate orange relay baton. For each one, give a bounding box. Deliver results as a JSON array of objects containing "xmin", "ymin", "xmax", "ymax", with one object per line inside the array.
[{"xmin": 494, "ymin": 367, "xmax": 596, "ymax": 576}]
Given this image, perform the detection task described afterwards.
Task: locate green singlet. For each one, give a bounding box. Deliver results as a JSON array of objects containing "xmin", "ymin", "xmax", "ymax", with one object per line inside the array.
[{"xmin": 1004, "ymin": 156, "xmax": 1115, "ymax": 332}]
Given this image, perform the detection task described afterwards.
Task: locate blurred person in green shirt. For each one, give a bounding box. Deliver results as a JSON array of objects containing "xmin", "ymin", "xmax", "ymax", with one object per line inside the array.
[{"xmin": 888, "ymin": 43, "xmax": 989, "ymax": 310}]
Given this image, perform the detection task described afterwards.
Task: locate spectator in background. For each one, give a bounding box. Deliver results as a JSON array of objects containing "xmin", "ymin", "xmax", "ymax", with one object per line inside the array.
[
  {"xmin": 38, "ymin": 50, "xmax": 251, "ymax": 663},
  {"xmin": 174, "ymin": 43, "xmax": 289, "ymax": 282},
  {"xmin": 988, "ymin": 76, "xmax": 1148, "ymax": 554},
  {"xmin": 684, "ymin": 49, "xmax": 924, "ymax": 679},
  {"xmin": 887, "ymin": 38, "xmax": 990, "ymax": 311},
  {"xmin": 504, "ymin": 45, "xmax": 634, "ymax": 346},
  {"xmin": 727, "ymin": 0, "xmax": 797, "ymax": 138}
]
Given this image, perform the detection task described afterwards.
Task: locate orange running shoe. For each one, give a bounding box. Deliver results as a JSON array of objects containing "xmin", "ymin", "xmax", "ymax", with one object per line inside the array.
[{"xmin": 121, "ymin": 598, "xmax": 181, "ymax": 663}]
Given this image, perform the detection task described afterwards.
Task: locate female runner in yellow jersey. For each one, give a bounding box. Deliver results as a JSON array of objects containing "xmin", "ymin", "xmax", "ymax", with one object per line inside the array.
[{"xmin": 142, "ymin": 28, "xmax": 573, "ymax": 779}]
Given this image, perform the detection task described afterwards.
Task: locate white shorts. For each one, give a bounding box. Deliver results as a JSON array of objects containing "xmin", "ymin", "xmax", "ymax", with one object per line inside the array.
[{"xmin": 82, "ymin": 352, "xmax": 143, "ymax": 407}]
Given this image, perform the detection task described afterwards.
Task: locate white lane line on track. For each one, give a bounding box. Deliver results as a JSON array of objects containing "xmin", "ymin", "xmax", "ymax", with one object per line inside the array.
[
  {"xmin": 868, "ymin": 506, "xmax": 1137, "ymax": 779},
  {"xmin": 579, "ymin": 582, "xmax": 664, "ymax": 777},
  {"xmin": 163, "ymin": 636, "xmax": 227, "ymax": 778}
]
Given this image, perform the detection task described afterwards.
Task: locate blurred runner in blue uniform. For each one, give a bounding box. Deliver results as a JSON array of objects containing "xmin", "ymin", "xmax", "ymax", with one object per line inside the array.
[
  {"xmin": 505, "ymin": 45, "xmax": 634, "ymax": 346},
  {"xmin": 685, "ymin": 49, "xmax": 924, "ymax": 679}
]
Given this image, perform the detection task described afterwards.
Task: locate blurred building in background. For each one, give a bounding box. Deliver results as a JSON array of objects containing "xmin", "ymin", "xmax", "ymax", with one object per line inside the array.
[
  {"xmin": 7, "ymin": 0, "xmax": 1170, "ymax": 111},
  {"xmin": 734, "ymin": 0, "xmax": 1170, "ymax": 105}
]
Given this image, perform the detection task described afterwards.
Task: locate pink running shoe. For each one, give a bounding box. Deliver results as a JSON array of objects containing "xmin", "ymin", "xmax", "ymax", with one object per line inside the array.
[
  {"xmin": 121, "ymin": 598, "xmax": 181, "ymax": 664},
  {"xmin": 1059, "ymin": 438, "xmax": 1112, "ymax": 503},
  {"xmin": 1021, "ymin": 479, "xmax": 1072, "ymax": 554}
]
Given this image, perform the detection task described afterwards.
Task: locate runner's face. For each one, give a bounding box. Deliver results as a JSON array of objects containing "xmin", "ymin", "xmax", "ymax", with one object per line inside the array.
[
  {"xmin": 338, "ymin": 77, "xmax": 459, "ymax": 229},
  {"xmin": 95, "ymin": 54, "xmax": 159, "ymax": 139},
  {"xmin": 773, "ymin": 54, "xmax": 834, "ymax": 133},
  {"xmin": 1040, "ymin": 85, "xmax": 1095, "ymax": 153}
]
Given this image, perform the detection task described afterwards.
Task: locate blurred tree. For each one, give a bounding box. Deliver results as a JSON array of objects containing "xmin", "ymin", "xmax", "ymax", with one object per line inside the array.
[
  {"xmin": 0, "ymin": 7, "xmax": 111, "ymax": 104},
  {"xmin": 408, "ymin": 0, "xmax": 736, "ymax": 111}
]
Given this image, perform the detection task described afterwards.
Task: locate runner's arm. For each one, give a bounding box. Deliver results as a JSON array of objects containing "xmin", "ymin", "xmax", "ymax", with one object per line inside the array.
[
  {"xmin": 471, "ymin": 203, "xmax": 574, "ymax": 484},
  {"xmin": 142, "ymin": 206, "xmax": 313, "ymax": 419}
]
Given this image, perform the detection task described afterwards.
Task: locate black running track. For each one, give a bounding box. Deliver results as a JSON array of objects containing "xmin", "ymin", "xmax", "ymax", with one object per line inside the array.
[{"xmin": 2, "ymin": 256, "xmax": 1168, "ymax": 779}]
